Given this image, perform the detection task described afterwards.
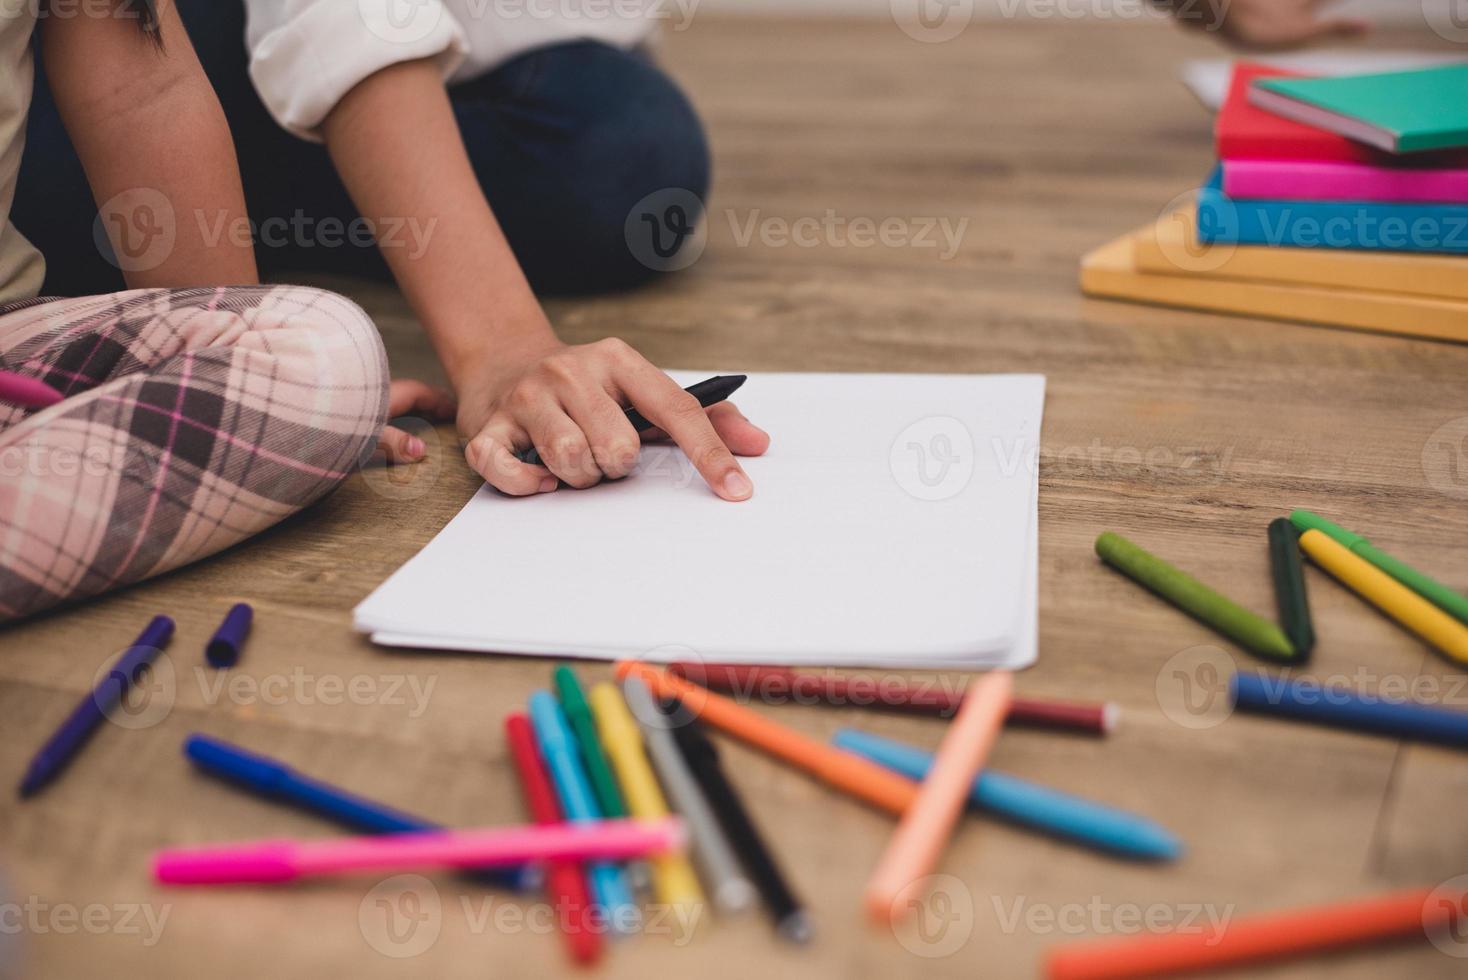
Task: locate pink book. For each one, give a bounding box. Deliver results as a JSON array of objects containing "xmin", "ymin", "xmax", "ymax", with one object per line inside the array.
[{"xmin": 1222, "ymin": 159, "xmax": 1468, "ymax": 203}]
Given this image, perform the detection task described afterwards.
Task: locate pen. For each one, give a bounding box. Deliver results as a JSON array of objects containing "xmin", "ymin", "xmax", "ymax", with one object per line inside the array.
[
  {"xmin": 665, "ymin": 696, "xmax": 811, "ymax": 943},
  {"xmin": 615, "ymin": 662, "xmax": 918, "ymax": 814},
  {"xmin": 505, "ymin": 714, "xmax": 603, "ymax": 964},
  {"xmin": 19, "ymin": 615, "xmax": 174, "ymax": 798},
  {"xmin": 528, "ymin": 691, "xmax": 641, "ymax": 934},
  {"xmin": 589, "ymin": 683, "xmax": 705, "ymax": 912},
  {"xmin": 184, "ymin": 734, "xmax": 533, "ymax": 891},
  {"xmin": 621, "ymin": 675, "xmax": 755, "ymax": 914},
  {"xmin": 516, "ymin": 374, "xmax": 747, "ymax": 465},
  {"xmin": 832, "ymin": 729, "xmax": 1181, "ymax": 861},
  {"xmin": 154, "ymin": 816, "xmax": 685, "ymax": 886}
]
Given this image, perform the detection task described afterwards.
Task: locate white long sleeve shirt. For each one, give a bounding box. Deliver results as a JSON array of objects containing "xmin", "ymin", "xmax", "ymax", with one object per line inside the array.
[{"xmin": 245, "ymin": 0, "xmax": 663, "ymax": 140}]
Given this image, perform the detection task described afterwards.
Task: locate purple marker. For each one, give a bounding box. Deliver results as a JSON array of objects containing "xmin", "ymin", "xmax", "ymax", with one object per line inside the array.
[
  {"xmin": 18, "ymin": 615, "xmax": 174, "ymax": 798},
  {"xmin": 206, "ymin": 603, "xmax": 252, "ymax": 667}
]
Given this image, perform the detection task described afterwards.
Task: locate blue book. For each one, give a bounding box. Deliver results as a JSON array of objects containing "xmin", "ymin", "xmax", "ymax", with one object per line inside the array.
[{"xmin": 1196, "ymin": 166, "xmax": 1468, "ymax": 254}]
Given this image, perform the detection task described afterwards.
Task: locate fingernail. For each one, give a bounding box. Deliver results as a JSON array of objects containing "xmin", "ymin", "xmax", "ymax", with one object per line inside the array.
[
  {"xmin": 538, "ymin": 477, "xmax": 559, "ymax": 493},
  {"xmin": 723, "ymin": 471, "xmax": 753, "ymax": 500},
  {"xmin": 406, "ymin": 436, "xmax": 425, "ymax": 458}
]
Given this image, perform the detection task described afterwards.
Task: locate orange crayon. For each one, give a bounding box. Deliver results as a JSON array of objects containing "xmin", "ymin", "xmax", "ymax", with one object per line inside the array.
[
  {"xmin": 1046, "ymin": 885, "xmax": 1462, "ymax": 980},
  {"xmin": 614, "ymin": 662, "xmax": 919, "ymax": 815}
]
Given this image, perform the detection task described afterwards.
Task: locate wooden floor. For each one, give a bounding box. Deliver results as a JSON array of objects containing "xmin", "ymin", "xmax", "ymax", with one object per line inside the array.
[{"xmin": 5, "ymin": 17, "xmax": 1468, "ymax": 980}]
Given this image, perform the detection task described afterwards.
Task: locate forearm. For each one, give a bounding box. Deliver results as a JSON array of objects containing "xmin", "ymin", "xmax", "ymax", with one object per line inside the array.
[
  {"xmin": 321, "ymin": 58, "xmax": 557, "ymax": 391},
  {"xmin": 42, "ymin": 0, "xmax": 256, "ymax": 288}
]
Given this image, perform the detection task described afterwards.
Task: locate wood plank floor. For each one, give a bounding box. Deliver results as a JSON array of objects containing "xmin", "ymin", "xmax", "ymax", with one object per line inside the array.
[{"xmin": 4, "ymin": 17, "xmax": 1468, "ymax": 979}]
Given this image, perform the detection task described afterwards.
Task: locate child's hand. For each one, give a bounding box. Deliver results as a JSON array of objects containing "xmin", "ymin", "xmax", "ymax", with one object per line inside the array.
[
  {"xmin": 456, "ymin": 339, "xmax": 769, "ymax": 500},
  {"xmin": 1168, "ymin": 0, "xmax": 1370, "ymax": 49},
  {"xmin": 377, "ymin": 380, "xmax": 458, "ymax": 464}
]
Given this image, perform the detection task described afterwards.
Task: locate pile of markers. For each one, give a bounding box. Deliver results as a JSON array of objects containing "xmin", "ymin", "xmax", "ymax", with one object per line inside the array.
[{"xmin": 144, "ymin": 661, "xmax": 1178, "ymax": 967}]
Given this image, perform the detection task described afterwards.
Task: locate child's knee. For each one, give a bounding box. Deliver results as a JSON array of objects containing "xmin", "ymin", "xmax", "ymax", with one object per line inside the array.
[
  {"xmin": 471, "ymin": 47, "xmax": 711, "ymax": 295},
  {"xmin": 261, "ymin": 286, "xmax": 390, "ymax": 458}
]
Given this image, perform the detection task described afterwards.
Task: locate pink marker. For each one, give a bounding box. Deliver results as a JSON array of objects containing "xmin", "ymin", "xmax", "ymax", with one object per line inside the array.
[
  {"xmin": 0, "ymin": 370, "xmax": 63, "ymax": 410},
  {"xmin": 155, "ymin": 816, "xmax": 685, "ymax": 885}
]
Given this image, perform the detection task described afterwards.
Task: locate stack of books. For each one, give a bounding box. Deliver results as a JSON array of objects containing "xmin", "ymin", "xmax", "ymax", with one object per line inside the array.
[{"xmin": 1081, "ymin": 62, "xmax": 1468, "ymax": 343}]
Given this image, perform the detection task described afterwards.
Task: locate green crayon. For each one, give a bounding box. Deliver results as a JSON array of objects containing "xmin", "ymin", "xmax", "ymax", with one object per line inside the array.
[
  {"xmin": 1095, "ymin": 531, "xmax": 1297, "ymax": 663},
  {"xmin": 1291, "ymin": 510, "xmax": 1468, "ymax": 628},
  {"xmin": 1268, "ymin": 518, "xmax": 1315, "ymax": 660}
]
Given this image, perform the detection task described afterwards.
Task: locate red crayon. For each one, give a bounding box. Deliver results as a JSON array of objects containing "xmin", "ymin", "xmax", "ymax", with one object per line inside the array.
[
  {"xmin": 505, "ymin": 713, "xmax": 603, "ymax": 966},
  {"xmin": 669, "ymin": 663, "xmax": 1116, "ymax": 735}
]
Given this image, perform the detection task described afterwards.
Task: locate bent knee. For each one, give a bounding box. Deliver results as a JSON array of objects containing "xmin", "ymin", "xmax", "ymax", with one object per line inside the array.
[
  {"xmin": 472, "ymin": 47, "xmax": 712, "ymax": 294},
  {"xmin": 239, "ymin": 286, "xmax": 390, "ymax": 473}
]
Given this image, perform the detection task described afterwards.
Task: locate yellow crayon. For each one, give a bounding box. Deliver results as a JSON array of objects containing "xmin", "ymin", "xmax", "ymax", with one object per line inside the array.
[
  {"xmin": 589, "ymin": 683, "xmax": 706, "ymax": 912},
  {"xmin": 1299, "ymin": 529, "xmax": 1468, "ymax": 667}
]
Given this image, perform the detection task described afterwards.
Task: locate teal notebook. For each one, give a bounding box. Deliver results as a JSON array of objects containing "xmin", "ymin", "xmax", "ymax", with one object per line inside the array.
[{"xmin": 1250, "ymin": 64, "xmax": 1468, "ymax": 155}]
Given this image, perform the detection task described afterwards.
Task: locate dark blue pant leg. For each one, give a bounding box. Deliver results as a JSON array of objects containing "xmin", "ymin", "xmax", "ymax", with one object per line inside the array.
[{"xmin": 13, "ymin": 1, "xmax": 709, "ymax": 297}]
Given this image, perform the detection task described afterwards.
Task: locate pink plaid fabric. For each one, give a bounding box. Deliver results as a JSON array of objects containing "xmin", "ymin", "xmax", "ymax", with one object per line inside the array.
[{"xmin": 0, "ymin": 285, "xmax": 388, "ymax": 621}]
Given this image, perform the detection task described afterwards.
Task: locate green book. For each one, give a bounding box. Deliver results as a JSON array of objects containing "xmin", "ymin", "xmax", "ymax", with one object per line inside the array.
[{"xmin": 1250, "ymin": 65, "xmax": 1468, "ymax": 155}]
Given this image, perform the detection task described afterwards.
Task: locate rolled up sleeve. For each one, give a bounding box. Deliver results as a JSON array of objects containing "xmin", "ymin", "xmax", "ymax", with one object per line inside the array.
[{"xmin": 245, "ymin": 0, "xmax": 469, "ymax": 141}]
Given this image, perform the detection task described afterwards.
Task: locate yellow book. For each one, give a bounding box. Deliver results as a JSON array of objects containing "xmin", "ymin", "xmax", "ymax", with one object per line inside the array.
[
  {"xmin": 1079, "ymin": 227, "xmax": 1468, "ymax": 344},
  {"xmin": 1134, "ymin": 209, "xmax": 1468, "ymax": 301}
]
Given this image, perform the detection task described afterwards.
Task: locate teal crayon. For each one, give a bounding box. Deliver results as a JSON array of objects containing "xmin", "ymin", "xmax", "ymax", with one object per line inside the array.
[
  {"xmin": 1268, "ymin": 518, "xmax": 1314, "ymax": 660},
  {"xmin": 1291, "ymin": 510, "xmax": 1468, "ymax": 627},
  {"xmin": 1095, "ymin": 532, "xmax": 1296, "ymax": 663}
]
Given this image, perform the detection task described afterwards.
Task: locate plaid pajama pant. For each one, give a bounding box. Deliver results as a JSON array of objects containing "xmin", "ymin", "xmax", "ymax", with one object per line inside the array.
[{"xmin": 0, "ymin": 285, "xmax": 389, "ymax": 622}]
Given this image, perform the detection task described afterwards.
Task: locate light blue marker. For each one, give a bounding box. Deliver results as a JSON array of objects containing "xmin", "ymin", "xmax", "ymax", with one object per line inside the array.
[
  {"xmin": 528, "ymin": 691, "xmax": 640, "ymax": 934},
  {"xmin": 832, "ymin": 729, "xmax": 1181, "ymax": 861}
]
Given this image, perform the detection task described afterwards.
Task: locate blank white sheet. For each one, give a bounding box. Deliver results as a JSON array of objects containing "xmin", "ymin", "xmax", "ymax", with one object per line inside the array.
[{"xmin": 355, "ymin": 372, "xmax": 1045, "ymax": 670}]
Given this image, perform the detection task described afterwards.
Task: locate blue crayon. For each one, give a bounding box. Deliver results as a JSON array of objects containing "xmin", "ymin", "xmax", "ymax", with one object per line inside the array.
[
  {"xmin": 184, "ymin": 734, "xmax": 534, "ymax": 891},
  {"xmin": 832, "ymin": 729, "xmax": 1181, "ymax": 861},
  {"xmin": 528, "ymin": 691, "xmax": 640, "ymax": 934},
  {"xmin": 1232, "ymin": 672, "xmax": 1468, "ymax": 749}
]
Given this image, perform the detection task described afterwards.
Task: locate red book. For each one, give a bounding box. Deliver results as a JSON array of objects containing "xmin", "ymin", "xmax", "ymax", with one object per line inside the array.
[{"xmin": 1215, "ymin": 62, "xmax": 1468, "ymax": 167}]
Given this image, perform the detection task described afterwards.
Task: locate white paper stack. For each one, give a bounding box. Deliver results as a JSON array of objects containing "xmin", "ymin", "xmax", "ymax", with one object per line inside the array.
[{"xmin": 355, "ymin": 372, "xmax": 1045, "ymax": 670}]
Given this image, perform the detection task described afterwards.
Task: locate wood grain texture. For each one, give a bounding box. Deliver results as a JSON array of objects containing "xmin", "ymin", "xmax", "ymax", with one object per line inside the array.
[{"xmin": 4, "ymin": 17, "xmax": 1468, "ymax": 979}]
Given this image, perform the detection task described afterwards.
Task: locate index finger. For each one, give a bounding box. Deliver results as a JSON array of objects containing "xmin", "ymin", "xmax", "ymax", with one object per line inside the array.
[{"xmin": 615, "ymin": 362, "xmax": 753, "ymax": 501}]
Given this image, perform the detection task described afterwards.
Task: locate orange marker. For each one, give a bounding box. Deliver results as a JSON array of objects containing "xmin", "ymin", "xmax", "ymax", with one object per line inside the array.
[
  {"xmin": 614, "ymin": 662, "xmax": 919, "ymax": 815},
  {"xmin": 863, "ymin": 671, "xmax": 1012, "ymax": 924},
  {"xmin": 1046, "ymin": 885, "xmax": 1462, "ymax": 980}
]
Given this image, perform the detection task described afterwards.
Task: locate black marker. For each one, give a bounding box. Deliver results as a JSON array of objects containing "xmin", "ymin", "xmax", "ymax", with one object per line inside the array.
[
  {"xmin": 663, "ymin": 696, "xmax": 812, "ymax": 944},
  {"xmin": 517, "ymin": 374, "xmax": 747, "ymax": 466}
]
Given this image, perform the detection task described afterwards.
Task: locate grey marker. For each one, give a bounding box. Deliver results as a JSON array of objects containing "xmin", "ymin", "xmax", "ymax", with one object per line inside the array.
[{"xmin": 621, "ymin": 675, "xmax": 755, "ymax": 914}]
